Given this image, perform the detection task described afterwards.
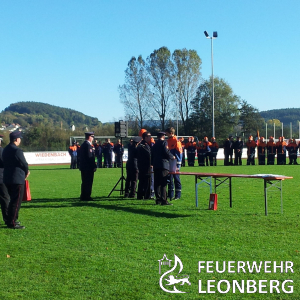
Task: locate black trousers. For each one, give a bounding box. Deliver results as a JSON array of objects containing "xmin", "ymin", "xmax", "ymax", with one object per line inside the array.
[
  {"xmin": 137, "ymin": 173, "xmax": 151, "ymax": 199},
  {"xmin": 70, "ymin": 156, "xmax": 77, "ymax": 169},
  {"xmin": 247, "ymin": 154, "xmax": 255, "ymax": 165},
  {"xmin": 258, "ymin": 154, "xmax": 266, "ymax": 165},
  {"xmin": 125, "ymin": 167, "xmax": 138, "ymax": 197},
  {"xmin": 154, "ymin": 168, "xmax": 169, "ymax": 202},
  {"xmin": 267, "ymin": 154, "xmax": 275, "ymax": 165},
  {"xmin": 0, "ymin": 183, "xmax": 10, "ymax": 223},
  {"xmin": 234, "ymin": 152, "xmax": 242, "ymax": 165},
  {"xmin": 6, "ymin": 183, "xmax": 24, "ymax": 227},
  {"xmin": 80, "ymin": 170, "xmax": 94, "ymax": 200},
  {"xmin": 187, "ymin": 152, "xmax": 195, "ymax": 166},
  {"xmin": 210, "ymin": 153, "xmax": 217, "ymax": 166},
  {"xmin": 115, "ymin": 154, "xmax": 123, "ymax": 168}
]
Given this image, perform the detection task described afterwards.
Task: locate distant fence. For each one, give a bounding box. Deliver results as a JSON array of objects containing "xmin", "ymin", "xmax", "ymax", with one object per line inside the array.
[{"xmin": 24, "ymin": 149, "xmax": 298, "ymax": 165}]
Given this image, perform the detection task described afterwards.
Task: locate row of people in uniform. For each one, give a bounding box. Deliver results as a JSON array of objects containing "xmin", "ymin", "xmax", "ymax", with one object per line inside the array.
[
  {"xmin": 182, "ymin": 135, "xmax": 299, "ymax": 166},
  {"xmin": 68, "ymin": 138, "xmax": 124, "ymax": 169},
  {"xmin": 124, "ymin": 128, "xmax": 183, "ymax": 206}
]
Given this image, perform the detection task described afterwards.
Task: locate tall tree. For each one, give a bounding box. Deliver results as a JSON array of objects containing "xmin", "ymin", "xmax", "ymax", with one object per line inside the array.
[
  {"xmin": 146, "ymin": 47, "xmax": 174, "ymax": 131},
  {"xmin": 239, "ymin": 100, "xmax": 265, "ymax": 137},
  {"xmin": 119, "ymin": 55, "xmax": 150, "ymax": 128},
  {"xmin": 191, "ymin": 77, "xmax": 240, "ymax": 140},
  {"xmin": 172, "ymin": 49, "xmax": 202, "ymax": 135}
]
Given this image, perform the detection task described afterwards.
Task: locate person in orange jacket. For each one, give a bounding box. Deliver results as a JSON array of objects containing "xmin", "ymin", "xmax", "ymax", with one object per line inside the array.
[
  {"xmin": 246, "ymin": 135, "xmax": 256, "ymax": 165},
  {"xmin": 276, "ymin": 136, "xmax": 287, "ymax": 165},
  {"xmin": 185, "ymin": 136, "xmax": 197, "ymax": 166},
  {"xmin": 286, "ymin": 138, "xmax": 298, "ymax": 165},
  {"xmin": 257, "ymin": 137, "xmax": 267, "ymax": 165},
  {"xmin": 267, "ymin": 136, "xmax": 276, "ymax": 165},
  {"xmin": 165, "ymin": 127, "xmax": 182, "ymax": 200},
  {"xmin": 68, "ymin": 141, "xmax": 78, "ymax": 169}
]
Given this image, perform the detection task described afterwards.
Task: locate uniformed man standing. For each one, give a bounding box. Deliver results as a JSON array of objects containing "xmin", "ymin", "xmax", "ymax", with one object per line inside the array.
[
  {"xmin": 276, "ymin": 136, "xmax": 287, "ymax": 165},
  {"xmin": 103, "ymin": 138, "xmax": 114, "ymax": 168},
  {"xmin": 151, "ymin": 132, "xmax": 175, "ymax": 205},
  {"xmin": 233, "ymin": 136, "xmax": 243, "ymax": 165},
  {"xmin": 113, "ymin": 139, "xmax": 124, "ymax": 168},
  {"xmin": 210, "ymin": 137, "xmax": 219, "ymax": 166},
  {"xmin": 3, "ymin": 131, "xmax": 29, "ymax": 229},
  {"xmin": 224, "ymin": 136, "xmax": 234, "ymax": 166},
  {"xmin": 0, "ymin": 134, "xmax": 10, "ymax": 226},
  {"xmin": 267, "ymin": 136, "xmax": 276, "ymax": 165},
  {"xmin": 257, "ymin": 137, "xmax": 267, "ymax": 165},
  {"xmin": 185, "ymin": 137, "xmax": 197, "ymax": 166},
  {"xmin": 124, "ymin": 137, "xmax": 141, "ymax": 198},
  {"xmin": 246, "ymin": 135, "xmax": 256, "ymax": 165},
  {"xmin": 79, "ymin": 132, "xmax": 97, "ymax": 201},
  {"xmin": 136, "ymin": 131, "xmax": 152, "ymax": 200},
  {"xmin": 287, "ymin": 138, "xmax": 298, "ymax": 165}
]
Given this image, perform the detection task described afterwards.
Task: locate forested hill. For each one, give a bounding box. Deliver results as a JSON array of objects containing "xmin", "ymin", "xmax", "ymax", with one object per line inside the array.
[
  {"xmin": 0, "ymin": 102, "xmax": 100, "ymax": 128},
  {"xmin": 260, "ymin": 108, "xmax": 300, "ymax": 124}
]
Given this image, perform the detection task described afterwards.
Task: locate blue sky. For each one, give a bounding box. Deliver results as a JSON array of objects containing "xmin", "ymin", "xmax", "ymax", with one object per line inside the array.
[{"xmin": 0, "ymin": 0, "xmax": 299, "ymax": 123}]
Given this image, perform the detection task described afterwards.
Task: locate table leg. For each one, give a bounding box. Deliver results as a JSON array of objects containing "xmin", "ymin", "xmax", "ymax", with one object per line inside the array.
[
  {"xmin": 264, "ymin": 179, "xmax": 268, "ymax": 216},
  {"xmin": 229, "ymin": 177, "xmax": 232, "ymax": 208}
]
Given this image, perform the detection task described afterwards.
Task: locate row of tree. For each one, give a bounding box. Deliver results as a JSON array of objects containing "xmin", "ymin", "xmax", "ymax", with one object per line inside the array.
[{"xmin": 119, "ymin": 47, "xmax": 269, "ymax": 140}]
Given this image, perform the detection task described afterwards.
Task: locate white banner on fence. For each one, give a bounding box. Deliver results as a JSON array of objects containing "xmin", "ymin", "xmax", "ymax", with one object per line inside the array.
[
  {"xmin": 23, "ymin": 149, "xmax": 267, "ymax": 165},
  {"xmin": 24, "ymin": 151, "xmax": 71, "ymax": 165}
]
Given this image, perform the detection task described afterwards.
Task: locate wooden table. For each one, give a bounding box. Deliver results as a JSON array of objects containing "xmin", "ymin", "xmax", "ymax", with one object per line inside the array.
[{"xmin": 170, "ymin": 172, "xmax": 293, "ymax": 215}]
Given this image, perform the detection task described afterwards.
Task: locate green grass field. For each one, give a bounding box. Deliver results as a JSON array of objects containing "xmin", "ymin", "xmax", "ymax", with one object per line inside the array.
[{"xmin": 0, "ymin": 161, "xmax": 299, "ymax": 299}]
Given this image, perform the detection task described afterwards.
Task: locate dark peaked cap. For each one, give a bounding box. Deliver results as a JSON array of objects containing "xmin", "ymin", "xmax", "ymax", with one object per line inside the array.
[
  {"xmin": 85, "ymin": 132, "xmax": 95, "ymax": 137},
  {"xmin": 10, "ymin": 131, "xmax": 23, "ymax": 139},
  {"xmin": 133, "ymin": 136, "xmax": 142, "ymax": 143}
]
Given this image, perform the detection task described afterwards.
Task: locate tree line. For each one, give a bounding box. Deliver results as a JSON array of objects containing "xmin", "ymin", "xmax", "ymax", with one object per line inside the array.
[{"xmin": 119, "ymin": 46, "xmax": 294, "ymax": 141}]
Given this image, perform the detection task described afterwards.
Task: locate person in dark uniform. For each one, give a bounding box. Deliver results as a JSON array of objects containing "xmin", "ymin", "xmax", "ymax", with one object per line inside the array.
[
  {"xmin": 267, "ymin": 136, "xmax": 276, "ymax": 165},
  {"xmin": 95, "ymin": 141, "xmax": 103, "ymax": 168},
  {"xmin": 287, "ymin": 138, "xmax": 298, "ymax": 165},
  {"xmin": 233, "ymin": 136, "xmax": 243, "ymax": 165},
  {"xmin": 0, "ymin": 134, "xmax": 10, "ymax": 226},
  {"xmin": 124, "ymin": 137, "xmax": 141, "ymax": 198},
  {"xmin": 68, "ymin": 141, "xmax": 77, "ymax": 169},
  {"xmin": 79, "ymin": 132, "xmax": 97, "ymax": 201},
  {"xmin": 185, "ymin": 137, "xmax": 197, "ymax": 166},
  {"xmin": 276, "ymin": 136, "xmax": 287, "ymax": 165},
  {"xmin": 246, "ymin": 135, "xmax": 256, "ymax": 165},
  {"xmin": 136, "ymin": 131, "xmax": 152, "ymax": 200},
  {"xmin": 103, "ymin": 138, "xmax": 114, "ymax": 168},
  {"xmin": 151, "ymin": 132, "xmax": 175, "ymax": 205},
  {"xmin": 210, "ymin": 137, "xmax": 219, "ymax": 166},
  {"xmin": 197, "ymin": 140, "xmax": 207, "ymax": 166},
  {"xmin": 76, "ymin": 142, "xmax": 81, "ymax": 169},
  {"xmin": 224, "ymin": 136, "xmax": 234, "ymax": 166},
  {"xmin": 2, "ymin": 131, "xmax": 29, "ymax": 229},
  {"xmin": 257, "ymin": 137, "xmax": 267, "ymax": 165},
  {"xmin": 113, "ymin": 139, "xmax": 124, "ymax": 168}
]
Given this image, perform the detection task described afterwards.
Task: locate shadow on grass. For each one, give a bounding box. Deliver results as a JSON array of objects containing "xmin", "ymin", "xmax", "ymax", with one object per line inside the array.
[
  {"xmin": 21, "ymin": 197, "xmax": 191, "ymax": 218},
  {"xmin": 72, "ymin": 202, "xmax": 191, "ymax": 218},
  {"xmin": 30, "ymin": 167, "xmax": 71, "ymax": 170}
]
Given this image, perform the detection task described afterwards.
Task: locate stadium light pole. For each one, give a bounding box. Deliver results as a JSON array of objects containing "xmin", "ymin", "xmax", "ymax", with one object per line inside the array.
[{"xmin": 204, "ymin": 30, "xmax": 217, "ymax": 138}]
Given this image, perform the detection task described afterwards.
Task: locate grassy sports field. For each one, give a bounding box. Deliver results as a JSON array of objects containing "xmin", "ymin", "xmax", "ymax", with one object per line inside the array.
[{"xmin": 0, "ymin": 161, "xmax": 299, "ymax": 299}]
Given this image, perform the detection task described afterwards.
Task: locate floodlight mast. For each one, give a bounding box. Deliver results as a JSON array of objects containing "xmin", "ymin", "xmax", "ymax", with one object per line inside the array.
[{"xmin": 204, "ymin": 30, "xmax": 218, "ymax": 138}]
